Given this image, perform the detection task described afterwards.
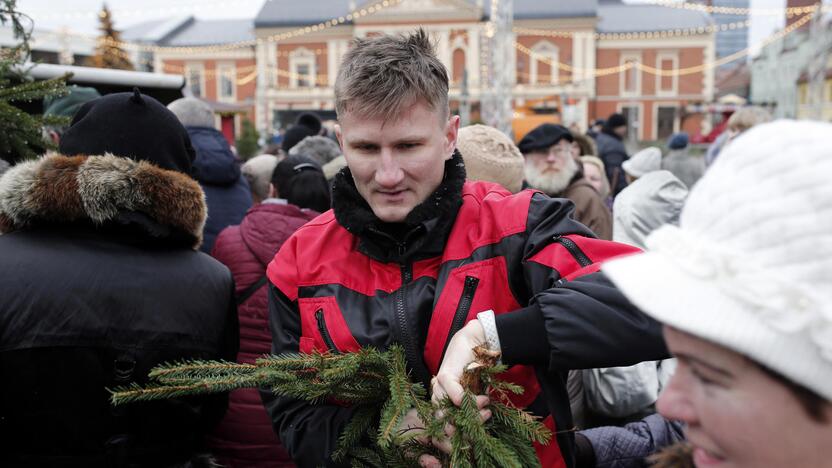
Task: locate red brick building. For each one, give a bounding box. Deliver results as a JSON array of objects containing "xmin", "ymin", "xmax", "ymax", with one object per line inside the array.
[{"xmin": 127, "ymin": 0, "xmax": 715, "ymax": 142}]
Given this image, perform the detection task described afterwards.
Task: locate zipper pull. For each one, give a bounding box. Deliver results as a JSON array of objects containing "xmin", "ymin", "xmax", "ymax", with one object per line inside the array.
[{"xmin": 397, "ymin": 242, "xmax": 407, "ymax": 256}]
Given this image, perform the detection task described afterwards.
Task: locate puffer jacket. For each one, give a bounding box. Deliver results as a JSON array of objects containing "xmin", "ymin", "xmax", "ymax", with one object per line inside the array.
[
  {"xmin": 262, "ymin": 152, "xmax": 668, "ymax": 468},
  {"xmin": 208, "ymin": 202, "xmax": 318, "ymax": 467},
  {"xmin": 188, "ymin": 126, "xmax": 253, "ymax": 253},
  {"xmin": 0, "ymin": 154, "xmax": 239, "ymax": 468}
]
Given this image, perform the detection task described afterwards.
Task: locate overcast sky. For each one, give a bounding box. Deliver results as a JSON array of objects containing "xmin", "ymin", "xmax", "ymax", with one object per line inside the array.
[{"xmin": 18, "ymin": 0, "xmax": 788, "ymax": 56}]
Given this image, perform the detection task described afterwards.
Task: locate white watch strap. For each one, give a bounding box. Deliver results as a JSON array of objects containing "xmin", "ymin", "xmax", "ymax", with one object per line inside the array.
[{"xmin": 477, "ymin": 310, "xmax": 502, "ymax": 360}]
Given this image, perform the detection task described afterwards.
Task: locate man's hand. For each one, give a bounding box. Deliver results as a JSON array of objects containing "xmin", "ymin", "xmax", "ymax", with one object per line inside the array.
[{"xmin": 431, "ymin": 320, "xmax": 486, "ymax": 406}]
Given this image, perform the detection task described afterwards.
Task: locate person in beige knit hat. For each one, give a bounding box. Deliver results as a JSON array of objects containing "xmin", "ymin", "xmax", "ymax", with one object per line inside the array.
[{"xmin": 456, "ymin": 124, "xmax": 525, "ymax": 193}]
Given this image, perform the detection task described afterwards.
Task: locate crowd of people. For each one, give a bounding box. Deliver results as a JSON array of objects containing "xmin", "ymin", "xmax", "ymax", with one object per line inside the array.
[{"xmin": 0, "ymin": 28, "xmax": 829, "ymax": 468}]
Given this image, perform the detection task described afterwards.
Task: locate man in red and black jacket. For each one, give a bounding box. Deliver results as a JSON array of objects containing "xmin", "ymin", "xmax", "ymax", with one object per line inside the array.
[{"xmin": 262, "ymin": 30, "xmax": 668, "ymax": 468}]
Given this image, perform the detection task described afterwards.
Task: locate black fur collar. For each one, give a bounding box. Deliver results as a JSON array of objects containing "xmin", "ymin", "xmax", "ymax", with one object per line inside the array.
[{"xmin": 331, "ymin": 150, "xmax": 466, "ymax": 263}]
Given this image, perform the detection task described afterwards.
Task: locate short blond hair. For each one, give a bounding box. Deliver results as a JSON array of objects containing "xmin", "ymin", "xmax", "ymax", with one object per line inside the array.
[
  {"xmin": 335, "ymin": 29, "xmax": 449, "ymax": 123},
  {"xmin": 580, "ymin": 155, "xmax": 610, "ymax": 199}
]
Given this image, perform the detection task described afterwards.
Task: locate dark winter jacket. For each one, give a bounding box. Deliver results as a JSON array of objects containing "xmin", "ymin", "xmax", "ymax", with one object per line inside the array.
[
  {"xmin": 575, "ymin": 414, "xmax": 686, "ymax": 468},
  {"xmin": 208, "ymin": 202, "xmax": 318, "ymax": 467},
  {"xmin": 262, "ymin": 152, "xmax": 668, "ymax": 468},
  {"xmin": 595, "ymin": 130, "xmax": 630, "ymax": 197},
  {"xmin": 0, "ymin": 154, "xmax": 239, "ymax": 468},
  {"xmin": 188, "ymin": 126, "xmax": 253, "ymax": 253}
]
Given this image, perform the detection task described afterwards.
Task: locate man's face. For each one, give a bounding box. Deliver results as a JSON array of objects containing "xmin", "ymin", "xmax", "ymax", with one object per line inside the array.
[
  {"xmin": 614, "ymin": 125, "xmax": 628, "ymax": 138},
  {"xmin": 524, "ymin": 140, "xmax": 578, "ymax": 195},
  {"xmin": 336, "ymin": 101, "xmax": 459, "ymax": 223}
]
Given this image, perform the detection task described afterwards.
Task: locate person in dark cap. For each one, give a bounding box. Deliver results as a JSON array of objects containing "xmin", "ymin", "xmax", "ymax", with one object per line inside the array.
[
  {"xmin": 587, "ymin": 118, "xmax": 605, "ymax": 139},
  {"xmin": 281, "ymin": 124, "xmax": 316, "ymax": 154},
  {"xmin": 519, "ymin": 123, "xmax": 612, "ymax": 240},
  {"xmin": 295, "ymin": 112, "xmax": 323, "ymax": 135},
  {"xmin": 594, "ymin": 113, "xmax": 630, "ymax": 197},
  {"xmin": 0, "ymin": 89, "xmax": 238, "ymax": 467},
  {"xmin": 662, "ymin": 131, "xmax": 704, "ymax": 189}
]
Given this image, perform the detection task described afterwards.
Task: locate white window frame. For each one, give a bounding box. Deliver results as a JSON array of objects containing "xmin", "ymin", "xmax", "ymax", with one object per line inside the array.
[
  {"xmin": 655, "ymin": 52, "xmax": 679, "ymax": 97},
  {"xmin": 619, "ymin": 52, "xmax": 642, "ymax": 97},
  {"xmin": 289, "ymin": 47, "xmax": 316, "ymax": 89},
  {"xmin": 184, "ymin": 62, "xmax": 205, "ymax": 97},
  {"xmin": 530, "ymin": 40, "xmax": 559, "ymax": 85},
  {"xmin": 652, "ymin": 102, "xmax": 681, "ymax": 141},
  {"xmin": 617, "ymin": 102, "xmax": 644, "ymax": 141},
  {"xmin": 216, "ymin": 61, "xmax": 237, "ymax": 102}
]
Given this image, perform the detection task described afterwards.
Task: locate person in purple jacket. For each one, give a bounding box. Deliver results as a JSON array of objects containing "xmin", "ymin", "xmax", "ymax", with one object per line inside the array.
[{"xmin": 207, "ymin": 154, "xmax": 330, "ymax": 467}]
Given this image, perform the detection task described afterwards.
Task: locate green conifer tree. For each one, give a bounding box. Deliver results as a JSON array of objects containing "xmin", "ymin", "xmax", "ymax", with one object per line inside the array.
[
  {"xmin": 87, "ymin": 4, "xmax": 134, "ymax": 70},
  {"xmin": 0, "ymin": 0, "xmax": 69, "ymax": 164},
  {"xmin": 235, "ymin": 118, "xmax": 259, "ymax": 160}
]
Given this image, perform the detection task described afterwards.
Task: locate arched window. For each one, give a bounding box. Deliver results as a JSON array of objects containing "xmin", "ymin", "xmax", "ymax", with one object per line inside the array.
[{"xmin": 530, "ymin": 41, "xmax": 559, "ymax": 85}]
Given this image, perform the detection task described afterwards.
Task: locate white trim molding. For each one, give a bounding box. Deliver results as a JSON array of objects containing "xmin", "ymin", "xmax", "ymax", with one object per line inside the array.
[
  {"xmin": 617, "ymin": 101, "xmax": 644, "ymax": 141},
  {"xmin": 655, "ymin": 52, "xmax": 679, "ymax": 97},
  {"xmin": 530, "ymin": 40, "xmax": 559, "ymax": 85},
  {"xmin": 289, "ymin": 47, "xmax": 316, "ymax": 89},
  {"xmin": 216, "ymin": 61, "xmax": 237, "ymax": 102},
  {"xmin": 620, "ymin": 51, "xmax": 642, "ymax": 97},
  {"xmin": 184, "ymin": 62, "xmax": 205, "ymax": 97}
]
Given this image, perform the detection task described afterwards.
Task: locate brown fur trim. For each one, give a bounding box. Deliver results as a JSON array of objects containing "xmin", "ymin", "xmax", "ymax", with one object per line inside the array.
[
  {"xmin": 133, "ymin": 162, "xmax": 206, "ymax": 247},
  {"xmin": 28, "ymin": 155, "xmax": 85, "ymax": 223},
  {"xmin": 647, "ymin": 442, "xmax": 694, "ymax": 468},
  {"xmin": 0, "ymin": 154, "xmax": 206, "ymax": 249}
]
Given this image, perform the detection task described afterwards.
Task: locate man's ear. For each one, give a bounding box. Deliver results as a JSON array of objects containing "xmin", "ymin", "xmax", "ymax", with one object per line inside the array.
[
  {"xmin": 445, "ymin": 115, "xmax": 461, "ymax": 160},
  {"xmin": 334, "ymin": 124, "xmax": 344, "ymax": 151}
]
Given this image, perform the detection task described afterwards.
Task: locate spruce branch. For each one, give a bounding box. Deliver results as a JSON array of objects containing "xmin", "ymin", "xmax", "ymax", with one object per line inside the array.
[{"xmin": 109, "ymin": 344, "xmax": 552, "ymax": 467}]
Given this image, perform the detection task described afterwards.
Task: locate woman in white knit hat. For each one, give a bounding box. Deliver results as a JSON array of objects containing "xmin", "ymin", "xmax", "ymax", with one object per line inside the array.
[
  {"xmin": 456, "ymin": 124, "xmax": 525, "ymax": 193},
  {"xmin": 602, "ymin": 120, "xmax": 832, "ymax": 467}
]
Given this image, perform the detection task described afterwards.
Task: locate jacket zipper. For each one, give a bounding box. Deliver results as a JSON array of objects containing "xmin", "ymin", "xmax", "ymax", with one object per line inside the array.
[
  {"xmin": 554, "ymin": 235, "xmax": 592, "ymax": 267},
  {"xmin": 441, "ymin": 275, "xmax": 480, "ymax": 362},
  {"xmin": 315, "ymin": 308, "xmax": 340, "ymax": 354}
]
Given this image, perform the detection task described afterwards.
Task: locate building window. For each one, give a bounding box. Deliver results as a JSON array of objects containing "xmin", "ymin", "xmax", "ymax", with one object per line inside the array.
[
  {"xmin": 620, "ymin": 53, "xmax": 641, "ymax": 97},
  {"xmin": 289, "ymin": 48, "xmax": 316, "ymax": 89},
  {"xmin": 217, "ymin": 63, "xmax": 236, "ymax": 101},
  {"xmin": 620, "ymin": 104, "xmax": 641, "ymax": 141},
  {"xmin": 656, "ymin": 53, "xmax": 679, "ymax": 96},
  {"xmin": 185, "ymin": 63, "xmax": 204, "ymax": 97},
  {"xmin": 656, "ymin": 105, "xmax": 677, "ymax": 140},
  {"xmin": 530, "ymin": 41, "xmax": 559, "ymax": 85},
  {"xmin": 452, "ymin": 48, "xmax": 466, "ymax": 86}
]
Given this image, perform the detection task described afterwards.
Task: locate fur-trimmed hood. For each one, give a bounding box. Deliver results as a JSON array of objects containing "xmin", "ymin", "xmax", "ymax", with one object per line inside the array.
[{"xmin": 0, "ymin": 153, "xmax": 207, "ymax": 249}]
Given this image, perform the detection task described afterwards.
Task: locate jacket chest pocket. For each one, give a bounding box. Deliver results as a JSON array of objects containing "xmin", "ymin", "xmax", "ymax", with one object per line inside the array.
[
  {"xmin": 297, "ymin": 297, "xmax": 361, "ymax": 354},
  {"xmin": 424, "ymin": 256, "xmax": 522, "ymax": 373}
]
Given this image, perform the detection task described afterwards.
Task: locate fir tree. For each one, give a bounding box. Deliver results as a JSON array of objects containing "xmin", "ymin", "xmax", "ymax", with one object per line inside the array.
[
  {"xmin": 0, "ymin": 0, "xmax": 69, "ymax": 164},
  {"xmin": 235, "ymin": 118, "xmax": 259, "ymax": 160},
  {"xmin": 111, "ymin": 345, "xmax": 552, "ymax": 467},
  {"xmin": 87, "ymin": 4, "xmax": 134, "ymax": 70}
]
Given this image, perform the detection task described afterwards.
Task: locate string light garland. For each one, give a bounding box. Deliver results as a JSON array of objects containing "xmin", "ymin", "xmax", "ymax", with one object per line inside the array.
[
  {"xmin": 514, "ymin": 17, "xmax": 752, "ymax": 41},
  {"xmin": 26, "ymin": 0, "xmax": 261, "ymax": 21},
  {"xmin": 514, "ymin": 9, "xmax": 816, "ymax": 79},
  {"xmin": 638, "ymin": 0, "xmax": 828, "ymax": 16}
]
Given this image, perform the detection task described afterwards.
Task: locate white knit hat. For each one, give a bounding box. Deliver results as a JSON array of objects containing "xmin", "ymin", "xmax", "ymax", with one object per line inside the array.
[
  {"xmin": 457, "ymin": 124, "xmax": 525, "ymax": 193},
  {"xmin": 603, "ymin": 120, "xmax": 832, "ymax": 401},
  {"xmin": 622, "ymin": 147, "xmax": 662, "ymax": 178}
]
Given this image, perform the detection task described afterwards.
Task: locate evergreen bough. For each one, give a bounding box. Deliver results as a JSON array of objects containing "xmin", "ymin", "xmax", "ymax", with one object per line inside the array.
[
  {"xmin": 1, "ymin": 0, "xmax": 69, "ymax": 163},
  {"xmin": 110, "ymin": 345, "xmax": 551, "ymax": 467}
]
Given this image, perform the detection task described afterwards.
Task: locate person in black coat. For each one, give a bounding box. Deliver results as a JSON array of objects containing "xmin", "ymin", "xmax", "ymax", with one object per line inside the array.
[
  {"xmin": 167, "ymin": 97, "xmax": 253, "ymax": 254},
  {"xmin": 594, "ymin": 113, "xmax": 630, "ymax": 197},
  {"xmin": 0, "ymin": 89, "xmax": 239, "ymax": 468}
]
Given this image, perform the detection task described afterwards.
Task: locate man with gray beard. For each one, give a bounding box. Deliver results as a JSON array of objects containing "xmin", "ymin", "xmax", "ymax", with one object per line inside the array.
[{"xmin": 519, "ymin": 123, "xmax": 612, "ymax": 240}]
